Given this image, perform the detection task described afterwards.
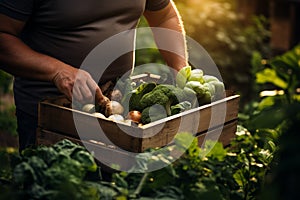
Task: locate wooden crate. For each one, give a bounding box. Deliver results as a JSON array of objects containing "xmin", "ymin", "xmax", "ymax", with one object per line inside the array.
[{"xmin": 37, "ymin": 92, "xmax": 240, "ymax": 153}]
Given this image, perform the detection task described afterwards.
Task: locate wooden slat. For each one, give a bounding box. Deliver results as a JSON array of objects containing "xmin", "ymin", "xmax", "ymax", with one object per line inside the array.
[{"xmin": 197, "ymin": 120, "xmax": 238, "ymax": 147}]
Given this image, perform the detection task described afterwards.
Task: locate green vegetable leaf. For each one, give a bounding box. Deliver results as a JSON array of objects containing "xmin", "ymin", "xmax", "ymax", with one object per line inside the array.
[
  {"xmin": 71, "ymin": 150, "xmax": 97, "ymax": 172},
  {"xmin": 171, "ymin": 101, "xmax": 192, "ymax": 115},
  {"xmin": 176, "ymin": 66, "xmax": 191, "ymax": 88},
  {"xmin": 188, "ymin": 69, "xmax": 204, "ymax": 83},
  {"xmin": 203, "ymin": 75, "xmax": 220, "ymax": 83},
  {"xmin": 13, "ymin": 162, "xmax": 37, "ymax": 184}
]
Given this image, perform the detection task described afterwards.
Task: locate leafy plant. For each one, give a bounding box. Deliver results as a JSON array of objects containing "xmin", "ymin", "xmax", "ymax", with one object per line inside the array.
[
  {"xmin": 0, "ymin": 70, "xmax": 16, "ymax": 136},
  {"xmin": 0, "ymin": 70, "xmax": 13, "ymax": 94},
  {"xmin": 0, "ymin": 104, "xmax": 17, "ymax": 136},
  {"xmin": 0, "ymin": 129, "xmax": 278, "ymax": 200},
  {"xmin": 0, "ymin": 140, "xmax": 105, "ymax": 200},
  {"xmin": 242, "ymin": 44, "xmax": 300, "ymax": 131},
  {"xmin": 246, "ymin": 44, "xmax": 300, "ymax": 199},
  {"xmin": 110, "ymin": 130, "xmax": 277, "ymax": 200}
]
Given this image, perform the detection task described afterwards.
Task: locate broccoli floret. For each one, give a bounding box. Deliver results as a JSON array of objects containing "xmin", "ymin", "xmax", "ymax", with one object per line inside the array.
[
  {"xmin": 141, "ymin": 104, "xmax": 167, "ymax": 124},
  {"xmin": 139, "ymin": 84, "xmax": 186, "ymax": 116},
  {"xmin": 128, "ymin": 82, "xmax": 157, "ymax": 112}
]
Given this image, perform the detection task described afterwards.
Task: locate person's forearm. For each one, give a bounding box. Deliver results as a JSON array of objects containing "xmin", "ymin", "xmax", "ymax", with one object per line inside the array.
[
  {"xmin": 144, "ymin": 1, "xmax": 188, "ymax": 71},
  {"xmin": 0, "ymin": 32, "xmax": 101, "ymax": 102},
  {"xmin": 0, "ymin": 14, "xmax": 106, "ymax": 104},
  {"xmin": 155, "ymin": 14, "xmax": 188, "ymax": 71},
  {"xmin": 0, "ymin": 32, "xmax": 71, "ymax": 81}
]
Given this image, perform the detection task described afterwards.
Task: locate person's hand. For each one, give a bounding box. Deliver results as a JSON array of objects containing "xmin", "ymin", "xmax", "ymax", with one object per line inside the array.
[{"xmin": 52, "ymin": 66, "xmax": 105, "ymax": 104}]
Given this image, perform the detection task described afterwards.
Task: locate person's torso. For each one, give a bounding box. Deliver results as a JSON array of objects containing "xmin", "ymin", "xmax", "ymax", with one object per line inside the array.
[{"xmin": 22, "ymin": 0, "xmax": 146, "ymax": 68}]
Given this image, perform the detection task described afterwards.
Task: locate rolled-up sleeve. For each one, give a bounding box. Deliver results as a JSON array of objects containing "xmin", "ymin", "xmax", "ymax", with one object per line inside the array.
[
  {"xmin": 145, "ymin": 0, "xmax": 170, "ymax": 11},
  {"xmin": 0, "ymin": 0, "xmax": 33, "ymax": 21}
]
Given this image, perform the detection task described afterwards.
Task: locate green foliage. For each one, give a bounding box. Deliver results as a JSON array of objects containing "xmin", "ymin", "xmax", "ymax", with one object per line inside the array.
[
  {"xmin": 136, "ymin": 0, "xmax": 271, "ymax": 106},
  {"xmin": 0, "ymin": 70, "xmax": 16, "ymax": 136},
  {"xmin": 0, "ymin": 70, "xmax": 13, "ymax": 94},
  {"xmin": 170, "ymin": 101, "xmax": 191, "ymax": 115},
  {"xmin": 174, "ymin": 0, "xmax": 271, "ymax": 105},
  {"xmin": 247, "ymin": 44, "xmax": 300, "ymax": 199},
  {"xmin": 242, "ymin": 44, "xmax": 300, "ymax": 131},
  {"xmin": 112, "ymin": 130, "xmax": 276, "ymax": 200},
  {"xmin": 0, "ymin": 104, "xmax": 17, "ymax": 136},
  {"xmin": 238, "ymin": 44, "xmax": 300, "ymax": 199},
  {"xmin": 0, "ymin": 128, "xmax": 278, "ymax": 200},
  {"xmin": 0, "ymin": 139, "xmax": 105, "ymax": 200},
  {"xmin": 127, "ymin": 82, "xmax": 157, "ymax": 112}
]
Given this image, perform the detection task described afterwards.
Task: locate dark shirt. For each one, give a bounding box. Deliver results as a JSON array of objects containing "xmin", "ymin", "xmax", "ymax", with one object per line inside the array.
[{"xmin": 0, "ymin": 0, "xmax": 170, "ymax": 117}]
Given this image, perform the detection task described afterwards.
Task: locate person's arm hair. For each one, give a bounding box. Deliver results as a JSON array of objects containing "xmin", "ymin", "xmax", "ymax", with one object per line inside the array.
[
  {"xmin": 143, "ymin": 0, "xmax": 188, "ymax": 71},
  {"xmin": 0, "ymin": 13, "xmax": 104, "ymax": 103}
]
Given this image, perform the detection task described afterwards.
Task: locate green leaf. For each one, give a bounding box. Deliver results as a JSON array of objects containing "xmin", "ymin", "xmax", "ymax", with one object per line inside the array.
[
  {"xmin": 188, "ymin": 69, "xmax": 204, "ymax": 83},
  {"xmin": 257, "ymin": 97, "xmax": 276, "ymax": 110},
  {"xmin": 247, "ymin": 107, "xmax": 287, "ymax": 130},
  {"xmin": 273, "ymin": 48, "xmax": 299, "ymax": 70},
  {"xmin": 256, "ymin": 68, "xmax": 288, "ymax": 89},
  {"xmin": 35, "ymin": 146, "xmax": 58, "ymax": 165},
  {"xmin": 13, "ymin": 162, "xmax": 37, "ymax": 185},
  {"xmin": 251, "ymin": 51, "xmax": 263, "ymax": 74},
  {"xmin": 200, "ymin": 141, "xmax": 227, "ymax": 162},
  {"xmin": 233, "ymin": 169, "xmax": 246, "ymax": 188},
  {"xmin": 170, "ymin": 101, "xmax": 192, "ymax": 115},
  {"xmin": 71, "ymin": 150, "xmax": 97, "ymax": 172}
]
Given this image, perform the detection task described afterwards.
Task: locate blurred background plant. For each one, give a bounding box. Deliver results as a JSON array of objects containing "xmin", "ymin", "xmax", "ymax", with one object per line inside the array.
[
  {"xmin": 240, "ymin": 44, "xmax": 300, "ymax": 199},
  {"xmin": 0, "ymin": 71, "xmax": 17, "ymax": 145},
  {"xmin": 0, "ymin": 71, "xmax": 13, "ymax": 94}
]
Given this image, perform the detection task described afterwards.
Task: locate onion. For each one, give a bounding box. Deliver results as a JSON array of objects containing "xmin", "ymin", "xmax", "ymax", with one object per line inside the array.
[
  {"xmin": 93, "ymin": 112, "xmax": 106, "ymax": 119},
  {"xmin": 111, "ymin": 89, "xmax": 123, "ymax": 102},
  {"xmin": 108, "ymin": 114, "xmax": 124, "ymax": 122},
  {"xmin": 110, "ymin": 101, "xmax": 124, "ymax": 115},
  {"xmin": 127, "ymin": 111, "xmax": 141, "ymax": 123},
  {"xmin": 82, "ymin": 104, "xmax": 95, "ymax": 113}
]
